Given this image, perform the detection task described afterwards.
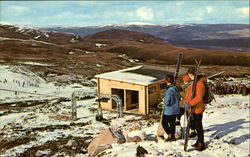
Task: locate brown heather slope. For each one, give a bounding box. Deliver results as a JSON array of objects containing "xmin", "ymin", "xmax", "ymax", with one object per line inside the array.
[
  {"xmin": 84, "ymin": 29, "xmax": 250, "ymax": 66},
  {"xmin": 83, "ymin": 29, "xmax": 166, "ymax": 44}
]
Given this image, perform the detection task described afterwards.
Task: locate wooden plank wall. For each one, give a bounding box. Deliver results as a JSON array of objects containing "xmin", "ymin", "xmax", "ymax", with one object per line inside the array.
[
  {"xmin": 148, "ymin": 81, "xmax": 166, "ymax": 107},
  {"xmin": 98, "ymin": 78, "xmax": 147, "ymax": 114}
]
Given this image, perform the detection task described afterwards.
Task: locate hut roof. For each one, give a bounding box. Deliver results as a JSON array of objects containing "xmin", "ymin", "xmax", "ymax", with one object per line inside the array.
[{"xmin": 95, "ymin": 65, "xmax": 186, "ymax": 86}]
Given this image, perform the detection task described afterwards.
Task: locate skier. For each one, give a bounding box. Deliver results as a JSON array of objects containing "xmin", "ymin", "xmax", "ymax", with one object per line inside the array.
[
  {"xmin": 185, "ymin": 67, "xmax": 206, "ymax": 151},
  {"xmin": 177, "ymin": 74, "xmax": 197, "ymax": 138},
  {"xmin": 182, "ymin": 74, "xmax": 197, "ymax": 139},
  {"xmin": 162, "ymin": 75, "xmax": 180, "ymax": 141}
]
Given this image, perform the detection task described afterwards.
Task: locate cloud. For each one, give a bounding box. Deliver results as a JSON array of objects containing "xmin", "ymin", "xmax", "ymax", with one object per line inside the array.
[
  {"xmin": 176, "ymin": 2, "xmax": 185, "ymax": 6},
  {"xmin": 125, "ymin": 22, "xmax": 155, "ymax": 25},
  {"xmin": 170, "ymin": 17, "xmax": 203, "ymax": 22},
  {"xmin": 206, "ymin": 6, "xmax": 214, "ymax": 14},
  {"xmin": 237, "ymin": 7, "xmax": 249, "ymax": 16},
  {"xmin": 106, "ymin": 11, "xmax": 134, "ymax": 18},
  {"xmin": 0, "ymin": 21, "xmax": 14, "ymax": 25},
  {"xmin": 51, "ymin": 12, "xmax": 89, "ymax": 19},
  {"xmin": 76, "ymin": 1, "xmax": 106, "ymax": 6},
  {"xmin": 8, "ymin": 5, "xmax": 29, "ymax": 16},
  {"xmin": 136, "ymin": 7, "xmax": 154, "ymax": 20}
]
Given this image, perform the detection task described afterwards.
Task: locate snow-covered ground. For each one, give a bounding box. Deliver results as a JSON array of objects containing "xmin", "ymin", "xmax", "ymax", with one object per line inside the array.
[
  {"xmin": 0, "ymin": 65, "xmax": 95, "ymax": 103},
  {"xmin": 102, "ymin": 95, "xmax": 250, "ymax": 157},
  {"xmin": 0, "ymin": 64, "xmax": 249, "ymax": 157}
]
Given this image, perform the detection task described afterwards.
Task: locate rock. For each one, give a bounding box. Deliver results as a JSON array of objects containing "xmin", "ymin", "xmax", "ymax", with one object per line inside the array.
[
  {"xmin": 81, "ymin": 148, "xmax": 88, "ymax": 154},
  {"xmin": 35, "ymin": 151, "xmax": 42, "ymax": 157},
  {"xmin": 127, "ymin": 136, "xmax": 142, "ymax": 142},
  {"xmin": 110, "ymin": 128, "xmax": 126, "ymax": 144},
  {"xmin": 89, "ymin": 144, "xmax": 112, "ymax": 157},
  {"xmin": 123, "ymin": 124, "xmax": 146, "ymax": 143},
  {"xmin": 87, "ymin": 128, "xmax": 125, "ymax": 156},
  {"xmin": 67, "ymin": 140, "xmax": 78, "ymax": 147},
  {"xmin": 0, "ymin": 111, "xmax": 4, "ymax": 116},
  {"xmin": 136, "ymin": 145, "xmax": 148, "ymax": 157},
  {"xmin": 126, "ymin": 130, "xmax": 146, "ymax": 143},
  {"xmin": 35, "ymin": 150, "xmax": 50, "ymax": 157},
  {"xmin": 123, "ymin": 124, "xmax": 143, "ymax": 142}
]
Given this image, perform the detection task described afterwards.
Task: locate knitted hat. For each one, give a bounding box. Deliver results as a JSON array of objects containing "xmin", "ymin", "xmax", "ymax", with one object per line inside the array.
[{"xmin": 165, "ymin": 74, "xmax": 174, "ymax": 83}]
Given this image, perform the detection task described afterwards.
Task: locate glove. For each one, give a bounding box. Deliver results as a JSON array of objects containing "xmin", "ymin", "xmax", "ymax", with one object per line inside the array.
[{"xmin": 185, "ymin": 104, "xmax": 191, "ymax": 109}]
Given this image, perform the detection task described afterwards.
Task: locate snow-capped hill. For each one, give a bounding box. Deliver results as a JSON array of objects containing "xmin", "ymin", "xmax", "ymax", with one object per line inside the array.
[
  {"xmin": 0, "ymin": 24, "xmax": 82, "ymax": 45},
  {"xmin": 0, "ymin": 24, "xmax": 48, "ymax": 40},
  {"xmin": 41, "ymin": 24, "xmax": 249, "ymax": 39},
  {"xmin": 123, "ymin": 22, "xmax": 156, "ymax": 26}
]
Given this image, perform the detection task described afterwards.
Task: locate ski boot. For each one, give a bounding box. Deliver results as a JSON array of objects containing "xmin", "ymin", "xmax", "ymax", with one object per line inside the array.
[
  {"xmin": 165, "ymin": 134, "xmax": 176, "ymax": 142},
  {"xmin": 194, "ymin": 142, "xmax": 206, "ymax": 151}
]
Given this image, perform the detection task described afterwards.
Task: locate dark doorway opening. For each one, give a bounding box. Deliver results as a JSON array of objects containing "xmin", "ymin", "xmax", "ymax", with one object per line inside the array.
[
  {"xmin": 130, "ymin": 90, "xmax": 139, "ymax": 104},
  {"xmin": 111, "ymin": 88, "xmax": 124, "ymax": 109},
  {"xmin": 125, "ymin": 90, "xmax": 139, "ymax": 110}
]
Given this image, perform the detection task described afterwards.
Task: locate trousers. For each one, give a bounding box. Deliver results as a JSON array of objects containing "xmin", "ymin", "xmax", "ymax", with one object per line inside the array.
[
  {"xmin": 190, "ymin": 113, "xmax": 204, "ymax": 143},
  {"xmin": 162, "ymin": 114, "xmax": 177, "ymax": 134}
]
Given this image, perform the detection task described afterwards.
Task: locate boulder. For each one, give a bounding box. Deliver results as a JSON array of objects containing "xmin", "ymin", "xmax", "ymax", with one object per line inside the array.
[
  {"xmin": 88, "ymin": 144, "xmax": 112, "ymax": 157},
  {"xmin": 87, "ymin": 128, "xmax": 125, "ymax": 156}
]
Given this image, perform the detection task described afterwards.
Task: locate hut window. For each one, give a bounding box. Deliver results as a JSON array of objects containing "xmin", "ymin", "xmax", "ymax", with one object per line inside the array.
[
  {"xmin": 148, "ymin": 86, "xmax": 156, "ymax": 94},
  {"xmin": 160, "ymin": 83, "xmax": 167, "ymax": 90}
]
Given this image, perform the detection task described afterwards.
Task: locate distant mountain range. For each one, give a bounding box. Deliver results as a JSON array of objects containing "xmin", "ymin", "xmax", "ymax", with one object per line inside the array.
[
  {"xmin": 0, "ymin": 24, "xmax": 249, "ymax": 69},
  {"xmin": 40, "ymin": 24, "xmax": 250, "ymax": 52}
]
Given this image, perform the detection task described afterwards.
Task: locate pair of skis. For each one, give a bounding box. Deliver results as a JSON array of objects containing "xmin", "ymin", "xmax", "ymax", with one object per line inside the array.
[{"xmin": 184, "ymin": 59, "xmax": 202, "ymax": 151}]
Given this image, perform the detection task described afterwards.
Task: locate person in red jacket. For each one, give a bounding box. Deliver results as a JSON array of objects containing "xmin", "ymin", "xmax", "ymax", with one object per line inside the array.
[
  {"xmin": 178, "ymin": 74, "xmax": 197, "ymax": 138},
  {"xmin": 185, "ymin": 67, "xmax": 206, "ymax": 151}
]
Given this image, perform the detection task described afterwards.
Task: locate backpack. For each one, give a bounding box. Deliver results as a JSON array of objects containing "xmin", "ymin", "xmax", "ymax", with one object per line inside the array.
[{"xmin": 203, "ymin": 82, "xmax": 215, "ymax": 104}]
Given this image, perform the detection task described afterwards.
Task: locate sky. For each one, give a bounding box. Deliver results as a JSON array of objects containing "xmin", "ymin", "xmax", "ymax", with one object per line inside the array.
[{"xmin": 0, "ymin": 1, "xmax": 249, "ymax": 27}]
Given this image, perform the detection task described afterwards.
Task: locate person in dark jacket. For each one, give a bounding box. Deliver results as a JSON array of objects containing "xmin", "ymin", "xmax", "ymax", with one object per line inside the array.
[{"xmin": 162, "ymin": 75, "xmax": 180, "ymax": 141}]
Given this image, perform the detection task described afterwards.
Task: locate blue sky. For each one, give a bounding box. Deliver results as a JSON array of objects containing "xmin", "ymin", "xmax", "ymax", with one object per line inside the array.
[{"xmin": 1, "ymin": 1, "xmax": 249, "ymax": 26}]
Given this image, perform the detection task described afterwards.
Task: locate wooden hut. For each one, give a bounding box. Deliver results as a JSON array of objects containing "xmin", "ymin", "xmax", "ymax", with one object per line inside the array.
[{"xmin": 95, "ymin": 65, "xmax": 184, "ymax": 115}]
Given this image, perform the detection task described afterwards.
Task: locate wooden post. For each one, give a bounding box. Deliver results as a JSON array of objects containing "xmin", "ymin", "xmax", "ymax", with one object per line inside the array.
[
  {"xmin": 145, "ymin": 86, "xmax": 149, "ymax": 114},
  {"xmin": 71, "ymin": 98, "xmax": 77, "ymax": 119},
  {"xmin": 124, "ymin": 89, "xmax": 127, "ymax": 111}
]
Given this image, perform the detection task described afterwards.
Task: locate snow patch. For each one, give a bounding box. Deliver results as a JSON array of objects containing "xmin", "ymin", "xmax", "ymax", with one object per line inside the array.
[
  {"xmin": 95, "ymin": 43, "xmax": 107, "ymax": 48},
  {"xmin": 17, "ymin": 61, "xmax": 54, "ymax": 66}
]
